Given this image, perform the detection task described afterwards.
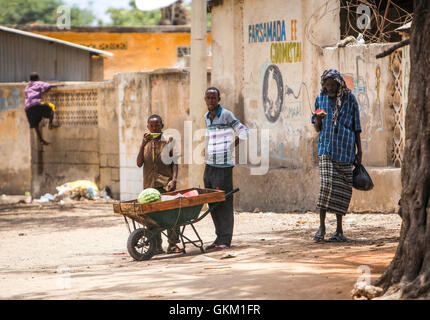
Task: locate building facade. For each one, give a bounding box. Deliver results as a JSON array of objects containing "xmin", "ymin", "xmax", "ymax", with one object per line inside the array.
[{"xmin": 17, "ymin": 25, "xmax": 212, "ymax": 80}]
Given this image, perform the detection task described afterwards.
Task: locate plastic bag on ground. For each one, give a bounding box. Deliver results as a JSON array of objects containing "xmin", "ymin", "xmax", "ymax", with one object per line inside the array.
[{"xmin": 36, "ymin": 193, "xmax": 55, "ymax": 203}]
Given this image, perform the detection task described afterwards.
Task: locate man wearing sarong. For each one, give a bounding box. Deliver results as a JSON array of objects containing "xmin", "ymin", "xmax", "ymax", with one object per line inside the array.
[{"xmin": 312, "ymin": 69, "xmax": 362, "ymax": 242}]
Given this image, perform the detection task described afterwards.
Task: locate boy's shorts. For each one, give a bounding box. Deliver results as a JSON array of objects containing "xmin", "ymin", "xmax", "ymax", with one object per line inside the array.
[{"xmin": 25, "ymin": 104, "xmax": 54, "ymax": 128}]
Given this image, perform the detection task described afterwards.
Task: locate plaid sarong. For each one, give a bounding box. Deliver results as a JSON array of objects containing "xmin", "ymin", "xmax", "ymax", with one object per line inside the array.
[{"xmin": 317, "ymin": 155, "xmax": 353, "ymax": 215}]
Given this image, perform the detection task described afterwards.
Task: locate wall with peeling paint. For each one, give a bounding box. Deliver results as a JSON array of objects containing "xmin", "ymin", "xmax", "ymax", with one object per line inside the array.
[
  {"xmin": 0, "ymin": 84, "xmax": 31, "ymax": 195},
  {"xmin": 29, "ymin": 83, "xmax": 103, "ymax": 198},
  {"xmin": 0, "ymin": 69, "xmax": 210, "ymax": 201},
  {"xmin": 210, "ymin": 0, "xmax": 406, "ymax": 213}
]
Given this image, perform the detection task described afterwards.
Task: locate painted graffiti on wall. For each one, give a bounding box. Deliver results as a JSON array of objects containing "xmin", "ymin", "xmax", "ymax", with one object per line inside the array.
[
  {"xmin": 0, "ymin": 88, "xmax": 20, "ymax": 120},
  {"xmin": 270, "ymin": 42, "xmax": 302, "ymax": 64},
  {"xmin": 262, "ymin": 64, "xmax": 283, "ymax": 122},
  {"xmin": 247, "ymin": 13, "xmax": 305, "ymax": 164},
  {"xmin": 375, "ymin": 65, "xmax": 383, "ymax": 131},
  {"xmin": 340, "ymin": 55, "xmax": 386, "ymax": 155},
  {"xmin": 261, "ymin": 64, "xmax": 311, "ymax": 123},
  {"xmin": 341, "ymin": 56, "xmax": 371, "ymax": 137},
  {"xmin": 248, "ymin": 19, "xmax": 302, "ymax": 64},
  {"xmin": 248, "ymin": 20, "xmax": 287, "ymax": 43}
]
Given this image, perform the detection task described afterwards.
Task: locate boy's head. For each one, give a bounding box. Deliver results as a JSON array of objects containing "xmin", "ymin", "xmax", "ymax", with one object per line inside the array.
[
  {"xmin": 30, "ymin": 72, "xmax": 40, "ymax": 81},
  {"xmin": 147, "ymin": 114, "xmax": 163, "ymax": 133},
  {"xmin": 204, "ymin": 87, "xmax": 221, "ymax": 112}
]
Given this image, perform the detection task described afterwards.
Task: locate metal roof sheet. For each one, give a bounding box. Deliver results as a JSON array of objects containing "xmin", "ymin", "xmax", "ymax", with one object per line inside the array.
[{"xmin": 0, "ymin": 25, "xmax": 114, "ymax": 56}]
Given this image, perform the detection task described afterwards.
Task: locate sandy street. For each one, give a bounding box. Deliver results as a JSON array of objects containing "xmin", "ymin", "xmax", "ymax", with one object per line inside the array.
[{"xmin": 0, "ymin": 202, "xmax": 401, "ymax": 300}]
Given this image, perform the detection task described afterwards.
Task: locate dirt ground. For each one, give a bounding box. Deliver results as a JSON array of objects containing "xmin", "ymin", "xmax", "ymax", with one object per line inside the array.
[{"xmin": 0, "ymin": 201, "xmax": 402, "ymax": 300}]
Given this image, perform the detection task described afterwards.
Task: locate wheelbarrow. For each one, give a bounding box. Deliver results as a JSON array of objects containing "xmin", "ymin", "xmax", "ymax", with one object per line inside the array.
[{"xmin": 113, "ymin": 187, "xmax": 239, "ymax": 261}]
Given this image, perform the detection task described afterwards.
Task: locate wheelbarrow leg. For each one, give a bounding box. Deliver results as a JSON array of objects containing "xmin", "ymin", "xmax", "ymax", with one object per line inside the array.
[
  {"xmin": 179, "ymin": 225, "xmax": 187, "ymax": 254},
  {"xmin": 190, "ymin": 223, "xmax": 205, "ymax": 253},
  {"xmin": 123, "ymin": 215, "xmax": 132, "ymax": 234},
  {"xmin": 177, "ymin": 224, "xmax": 205, "ymax": 253}
]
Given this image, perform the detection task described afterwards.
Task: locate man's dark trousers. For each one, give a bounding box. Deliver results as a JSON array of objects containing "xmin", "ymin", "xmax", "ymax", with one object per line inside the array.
[{"xmin": 203, "ymin": 164, "xmax": 234, "ymax": 247}]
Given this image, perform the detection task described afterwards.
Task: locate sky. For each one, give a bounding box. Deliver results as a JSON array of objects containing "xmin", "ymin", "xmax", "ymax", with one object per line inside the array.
[
  {"xmin": 63, "ymin": 0, "xmax": 191, "ymax": 24},
  {"xmin": 63, "ymin": 0, "xmax": 131, "ymax": 24}
]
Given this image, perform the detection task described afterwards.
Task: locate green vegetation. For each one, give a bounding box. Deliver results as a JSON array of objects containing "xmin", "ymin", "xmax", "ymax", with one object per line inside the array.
[
  {"xmin": 0, "ymin": 0, "xmax": 96, "ymax": 26},
  {"xmin": 106, "ymin": 1, "xmax": 161, "ymax": 26}
]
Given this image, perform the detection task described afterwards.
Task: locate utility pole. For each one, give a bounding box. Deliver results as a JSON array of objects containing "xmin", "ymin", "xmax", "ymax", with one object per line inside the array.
[{"xmin": 189, "ymin": 0, "xmax": 207, "ymax": 188}]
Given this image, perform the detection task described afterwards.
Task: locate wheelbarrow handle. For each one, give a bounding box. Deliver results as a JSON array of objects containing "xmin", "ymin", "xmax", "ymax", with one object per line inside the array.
[
  {"xmin": 192, "ymin": 188, "xmax": 240, "ymax": 223},
  {"xmin": 225, "ymin": 188, "xmax": 240, "ymax": 198}
]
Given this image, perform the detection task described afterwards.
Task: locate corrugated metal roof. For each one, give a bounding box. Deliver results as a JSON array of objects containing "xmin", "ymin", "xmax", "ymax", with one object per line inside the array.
[{"xmin": 0, "ymin": 25, "xmax": 114, "ymax": 56}]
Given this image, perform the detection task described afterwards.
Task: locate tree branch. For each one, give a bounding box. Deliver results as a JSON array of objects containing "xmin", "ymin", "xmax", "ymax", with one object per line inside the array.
[{"xmin": 376, "ymin": 38, "xmax": 410, "ymax": 59}]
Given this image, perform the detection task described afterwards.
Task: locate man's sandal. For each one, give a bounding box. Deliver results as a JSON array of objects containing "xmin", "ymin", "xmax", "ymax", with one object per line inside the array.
[
  {"xmin": 313, "ymin": 229, "xmax": 325, "ymax": 242},
  {"xmin": 328, "ymin": 232, "xmax": 347, "ymax": 242},
  {"xmin": 167, "ymin": 245, "xmax": 184, "ymax": 254}
]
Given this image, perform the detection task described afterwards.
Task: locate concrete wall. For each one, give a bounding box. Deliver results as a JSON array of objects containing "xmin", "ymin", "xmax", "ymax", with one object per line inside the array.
[
  {"xmin": 0, "ymin": 69, "xmax": 210, "ymax": 201},
  {"xmin": 116, "ymin": 69, "xmax": 211, "ymax": 200},
  {"xmin": 0, "ymin": 84, "xmax": 31, "ymax": 195},
  {"xmin": 98, "ymin": 80, "xmax": 120, "ymax": 200},
  {"xmin": 0, "ymin": 0, "xmax": 407, "ymax": 213},
  {"xmin": 31, "ymin": 83, "xmax": 104, "ymax": 198},
  {"xmin": 211, "ymin": 0, "xmax": 403, "ymax": 213}
]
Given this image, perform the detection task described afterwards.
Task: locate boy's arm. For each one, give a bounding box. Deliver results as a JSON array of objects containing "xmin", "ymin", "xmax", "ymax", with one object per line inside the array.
[
  {"xmin": 136, "ymin": 134, "xmax": 151, "ymax": 167},
  {"xmin": 42, "ymin": 82, "xmax": 64, "ymax": 93},
  {"xmin": 167, "ymin": 164, "xmax": 178, "ymax": 191}
]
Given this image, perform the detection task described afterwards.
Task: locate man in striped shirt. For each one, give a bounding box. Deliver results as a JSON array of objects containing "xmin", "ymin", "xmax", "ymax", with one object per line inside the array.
[{"xmin": 203, "ymin": 87, "xmax": 249, "ymax": 250}]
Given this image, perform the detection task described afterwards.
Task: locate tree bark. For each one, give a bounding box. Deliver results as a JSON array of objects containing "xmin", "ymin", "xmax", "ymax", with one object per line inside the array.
[{"xmin": 374, "ymin": 0, "xmax": 430, "ymax": 299}]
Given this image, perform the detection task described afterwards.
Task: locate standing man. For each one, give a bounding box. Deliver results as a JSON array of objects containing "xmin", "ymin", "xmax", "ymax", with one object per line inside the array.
[
  {"xmin": 136, "ymin": 114, "xmax": 182, "ymax": 254},
  {"xmin": 312, "ymin": 69, "xmax": 362, "ymax": 242},
  {"xmin": 24, "ymin": 72, "xmax": 62, "ymax": 145},
  {"xmin": 203, "ymin": 87, "xmax": 249, "ymax": 250}
]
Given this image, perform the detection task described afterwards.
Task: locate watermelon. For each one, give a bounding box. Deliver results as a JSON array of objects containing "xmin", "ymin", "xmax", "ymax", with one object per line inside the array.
[
  {"xmin": 137, "ymin": 188, "xmax": 161, "ymax": 204},
  {"xmin": 149, "ymin": 133, "xmax": 161, "ymax": 139},
  {"xmin": 314, "ymin": 109, "xmax": 327, "ymax": 116}
]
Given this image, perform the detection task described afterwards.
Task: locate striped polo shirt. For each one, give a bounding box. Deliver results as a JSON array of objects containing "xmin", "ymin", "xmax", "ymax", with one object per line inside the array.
[{"xmin": 204, "ymin": 105, "xmax": 249, "ymax": 167}]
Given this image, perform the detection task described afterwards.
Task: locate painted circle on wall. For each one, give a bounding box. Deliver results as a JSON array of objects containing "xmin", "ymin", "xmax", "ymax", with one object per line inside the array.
[{"xmin": 262, "ymin": 64, "xmax": 284, "ymax": 123}]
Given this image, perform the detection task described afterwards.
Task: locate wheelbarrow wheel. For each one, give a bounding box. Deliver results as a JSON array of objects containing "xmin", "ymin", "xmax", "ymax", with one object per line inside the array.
[{"xmin": 127, "ymin": 228, "xmax": 155, "ymax": 261}]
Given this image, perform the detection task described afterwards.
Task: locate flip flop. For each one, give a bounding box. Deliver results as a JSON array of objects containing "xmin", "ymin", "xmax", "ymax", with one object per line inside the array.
[
  {"xmin": 205, "ymin": 243, "xmax": 218, "ymax": 250},
  {"xmin": 167, "ymin": 245, "xmax": 184, "ymax": 254},
  {"xmin": 328, "ymin": 232, "xmax": 348, "ymax": 242},
  {"xmin": 205, "ymin": 243, "xmax": 229, "ymax": 251},
  {"xmin": 214, "ymin": 244, "xmax": 228, "ymax": 249},
  {"xmin": 313, "ymin": 229, "xmax": 325, "ymax": 242}
]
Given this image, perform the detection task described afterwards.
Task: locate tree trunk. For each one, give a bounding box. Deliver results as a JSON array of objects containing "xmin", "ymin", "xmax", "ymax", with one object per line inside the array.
[{"xmin": 374, "ymin": 0, "xmax": 430, "ymax": 299}]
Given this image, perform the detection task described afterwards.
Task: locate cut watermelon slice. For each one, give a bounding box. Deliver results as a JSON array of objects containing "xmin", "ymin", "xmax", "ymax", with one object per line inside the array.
[{"xmin": 314, "ymin": 109, "xmax": 327, "ymax": 116}]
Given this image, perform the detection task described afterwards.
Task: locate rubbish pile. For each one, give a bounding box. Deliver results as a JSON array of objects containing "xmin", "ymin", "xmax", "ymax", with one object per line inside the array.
[{"xmin": 35, "ymin": 180, "xmax": 113, "ymax": 203}]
